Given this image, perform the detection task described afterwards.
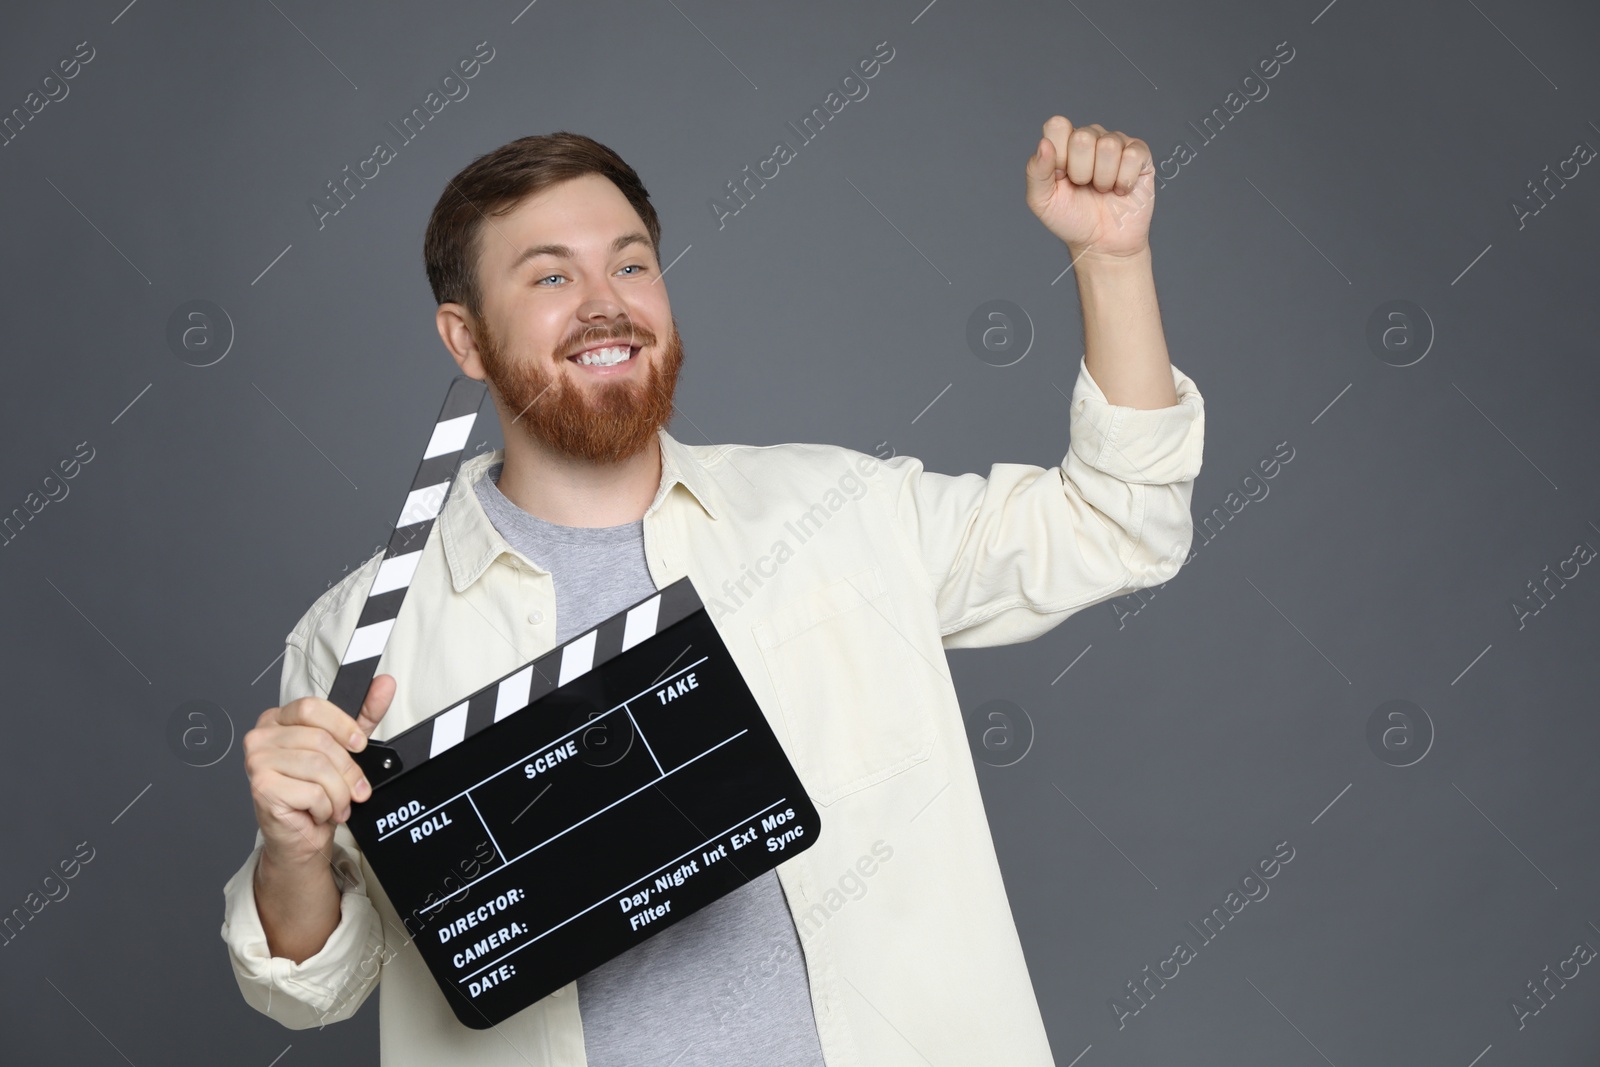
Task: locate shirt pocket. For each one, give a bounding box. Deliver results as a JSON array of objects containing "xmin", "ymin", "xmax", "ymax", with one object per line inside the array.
[{"xmin": 751, "ymin": 566, "xmax": 936, "ymax": 806}]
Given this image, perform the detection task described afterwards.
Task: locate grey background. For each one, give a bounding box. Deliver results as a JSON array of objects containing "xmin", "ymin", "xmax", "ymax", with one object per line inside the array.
[{"xmin": 1, "ymin": 0, "xmax": 1596, "ymax": 1064}]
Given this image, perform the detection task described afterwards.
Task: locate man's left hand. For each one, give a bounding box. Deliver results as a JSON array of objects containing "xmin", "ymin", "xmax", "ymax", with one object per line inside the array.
[{"xmin": 1025, "ymin": 116, "xmax": 1156, "ymax": 261}]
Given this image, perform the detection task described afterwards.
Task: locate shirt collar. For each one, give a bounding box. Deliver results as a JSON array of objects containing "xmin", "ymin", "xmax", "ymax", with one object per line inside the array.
[{"xmin": 438, "ymin": 425, "xmax": 722, "ymax": 593}]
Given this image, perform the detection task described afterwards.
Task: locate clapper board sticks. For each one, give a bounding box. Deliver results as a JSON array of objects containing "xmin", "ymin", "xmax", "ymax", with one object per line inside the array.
[{"xmin": 322, "ymin": 375, "xmax": 821, "ymax": 1029}]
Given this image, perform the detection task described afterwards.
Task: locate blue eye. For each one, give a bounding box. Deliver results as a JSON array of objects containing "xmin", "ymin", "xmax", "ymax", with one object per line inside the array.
[{"xmin": 534, "ymin": 265, "xmax": 646, "ymax": 286}]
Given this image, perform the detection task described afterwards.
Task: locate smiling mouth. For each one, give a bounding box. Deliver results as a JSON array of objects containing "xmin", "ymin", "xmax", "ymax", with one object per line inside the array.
[{"xmin": 567, "ymin": 343, "xmax": 641, "ymax": 367}]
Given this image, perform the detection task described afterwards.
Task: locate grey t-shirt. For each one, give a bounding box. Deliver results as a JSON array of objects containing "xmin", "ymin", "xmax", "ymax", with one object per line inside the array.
[{"xmin": 475, "ymin": 463, "xmax": 824, "ymax": 1067}]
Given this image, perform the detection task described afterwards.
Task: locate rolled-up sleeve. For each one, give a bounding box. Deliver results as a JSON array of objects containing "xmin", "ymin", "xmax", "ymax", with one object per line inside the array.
[
  {"xmin": 888, "ymin": 355, "xmax": 1204, "ymax": 649},
  {"xmin": 218, "ymin": 626, "xmax": 388, "ymax": 1029},
  {"xmin": 220, "ymin": 823, "xmax": 387, "ymax": 1029}
]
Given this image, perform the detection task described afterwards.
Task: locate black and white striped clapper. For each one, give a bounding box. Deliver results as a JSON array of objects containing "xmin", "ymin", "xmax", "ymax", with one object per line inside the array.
[{"xmin": 324, "ymin": 375, "xmax": 821, "ymax": 1031}]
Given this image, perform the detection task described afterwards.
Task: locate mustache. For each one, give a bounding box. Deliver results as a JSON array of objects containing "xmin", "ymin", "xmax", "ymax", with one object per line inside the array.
[{"xmin": 562, "ymin": 321, "xmax": 656, "ymax": 356}]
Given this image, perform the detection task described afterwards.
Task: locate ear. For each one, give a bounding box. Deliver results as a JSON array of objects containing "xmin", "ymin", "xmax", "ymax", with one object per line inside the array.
[{"xmin": 436, "ymin": 303, "xmax": 487, "ymax": 380}]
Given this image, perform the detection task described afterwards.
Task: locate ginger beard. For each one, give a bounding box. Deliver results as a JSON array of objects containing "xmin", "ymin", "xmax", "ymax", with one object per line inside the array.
[{"xmin": 477, "ymin": 313, "xmax": 684, "ymax": 464}]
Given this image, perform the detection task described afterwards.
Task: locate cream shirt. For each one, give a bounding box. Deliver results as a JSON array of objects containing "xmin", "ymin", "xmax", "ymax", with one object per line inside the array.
[{"xmin": 219, "ymin": 354, "xmax": 1206, "ymax": 1065}]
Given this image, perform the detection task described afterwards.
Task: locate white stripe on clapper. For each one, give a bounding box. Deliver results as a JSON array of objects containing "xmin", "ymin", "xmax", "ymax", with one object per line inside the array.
[
  {"xmin": 397, "ymin": 482, "xmax": 451, "ymax": 527},
  {"xmin": 423, "ymin": 414, "xmax": 476, "ymax": 459},
  {"xmin": 369, "ymin": 551, "xmax": 423, "ymax": 596},
  {"xmin": 621, "ymin": 595, "xmax": 661, "ymax": 652},
  {"xmin": 495, "ymin": 665, "xmax": 535, "ymax": 722},
  {"xmin": 342, "ymin": 619, "xmax": 395, "ymax": 664},
  {"xmin": 558, "ymin": 630, "xmax": 597, "ymax": 687},
  {"xmin": 430, "ymin": 701, "xmax": 470, "ymax": 757}
]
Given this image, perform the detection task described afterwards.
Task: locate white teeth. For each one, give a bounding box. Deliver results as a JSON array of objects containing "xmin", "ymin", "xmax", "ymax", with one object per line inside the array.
[{"xmin": 576, "ymin": 345, "xmax": 631, "ymax": 366}]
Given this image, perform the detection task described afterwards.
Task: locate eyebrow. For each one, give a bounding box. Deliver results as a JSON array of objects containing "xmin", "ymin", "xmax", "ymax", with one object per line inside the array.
[{"xmin": 506, "ymin": 231, "xmax": 653, "ymax": 277}]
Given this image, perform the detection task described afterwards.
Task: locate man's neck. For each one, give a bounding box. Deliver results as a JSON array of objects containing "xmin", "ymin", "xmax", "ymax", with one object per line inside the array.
[{"xmin": 492, "ymin": 431, "xmax": 663, "ymax": 528}]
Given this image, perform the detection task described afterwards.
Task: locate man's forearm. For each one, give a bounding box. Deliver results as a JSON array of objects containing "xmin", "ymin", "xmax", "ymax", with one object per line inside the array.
[
  {"xmin": 255, "ymin": 845, "xmax": 343, "ymax": 964},
  {"xmin": 1073, "ymin": 245, "xmax": 1180, "ymax": 410}
]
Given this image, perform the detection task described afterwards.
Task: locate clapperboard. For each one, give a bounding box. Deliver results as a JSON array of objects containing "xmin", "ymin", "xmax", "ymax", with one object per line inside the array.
[{"xmin": 323, "ymin": 376, "xmax": 821, "ymax": 1029}]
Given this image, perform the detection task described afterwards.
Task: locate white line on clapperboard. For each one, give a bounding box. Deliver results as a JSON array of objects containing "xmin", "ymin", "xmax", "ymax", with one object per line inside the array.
[
  {"xmin": 628, "ymin": 706, "xmax": 665, "ymax": 775},
  {"xmin": 378, "ymin": 655, "xmax": 711, "ymax": 844},
  {"xmin": 456, "ymin": 796, "xmax": 789, "ymax": 986},
  {"xmin": 421, "ymin": 725, "xmax": 750, "ymax": 918},
  {"xmin": 464, "ymin": 793, "xmax": 505, "ymax": 865}
]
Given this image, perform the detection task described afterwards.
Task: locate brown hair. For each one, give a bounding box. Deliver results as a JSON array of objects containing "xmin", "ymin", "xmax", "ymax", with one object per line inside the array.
[{"xmin": 423, "ymin": 131, "xmax": 662, "ymax": 323}]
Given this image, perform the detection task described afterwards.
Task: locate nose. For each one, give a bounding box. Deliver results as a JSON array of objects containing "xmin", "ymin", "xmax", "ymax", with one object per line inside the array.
[
  {"xmin": 576, "ymin": 289, "xmax": 624, "ymax": 320},
  {"xmin": 573, "ymin": 283, "xmax": 636, "ymax": 342}
]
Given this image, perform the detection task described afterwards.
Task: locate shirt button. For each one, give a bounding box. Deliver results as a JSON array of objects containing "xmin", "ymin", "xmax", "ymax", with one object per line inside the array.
[{"xmin": 527, "ymin": 610, "xmax": 543, "ymax": 624}]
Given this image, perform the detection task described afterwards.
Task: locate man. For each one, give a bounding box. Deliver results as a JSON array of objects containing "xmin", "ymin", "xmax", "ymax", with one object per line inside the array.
[{"xmin": 220, "ymin": 121, "xmax": 1205, "ymax": 1065}]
